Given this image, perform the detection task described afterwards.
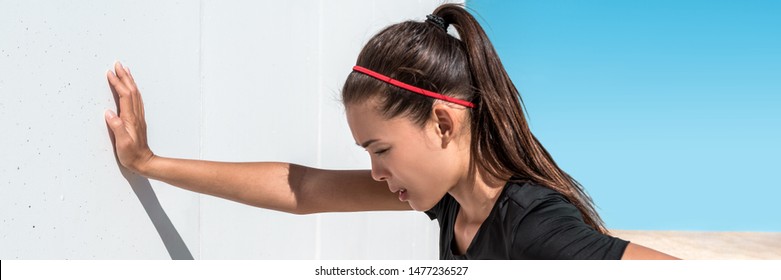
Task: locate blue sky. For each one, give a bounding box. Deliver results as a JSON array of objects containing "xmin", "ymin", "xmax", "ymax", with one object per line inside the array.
[{"xmin": 467, "ymin": 0, "xmax": 780, "ymax": 231}]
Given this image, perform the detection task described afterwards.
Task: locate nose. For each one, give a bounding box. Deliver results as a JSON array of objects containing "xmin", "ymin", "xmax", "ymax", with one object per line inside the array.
[{"xmin": 370, "ymin": 158, "xmax": 389, "ymax": 182}]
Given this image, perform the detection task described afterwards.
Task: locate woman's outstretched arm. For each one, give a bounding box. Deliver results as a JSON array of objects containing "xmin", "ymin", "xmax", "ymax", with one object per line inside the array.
[{"xmin": 104, "ymin": 61, "xmax": 410, "ymax": 214}]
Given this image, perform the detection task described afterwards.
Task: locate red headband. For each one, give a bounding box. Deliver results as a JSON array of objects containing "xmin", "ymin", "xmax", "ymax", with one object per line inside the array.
[{"xmin": 352, "ymin": 65, "xmax": 475, "ymax": 108}]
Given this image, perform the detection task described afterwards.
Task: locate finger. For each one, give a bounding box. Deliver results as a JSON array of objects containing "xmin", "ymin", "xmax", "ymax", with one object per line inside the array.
[
  {"xmin": 108, "ymin": 73, "xmax": 121, "ymax": 113},
  {"xmin": 114, "ymin": 61, "xmax": 134, "ymax": 90},
  {"xmin": 124, "ymin": 66, "xmax": 145, "ymax": 123},
  {"xmin": 106, "ymin": 69, "xmax": 136, "ymax": 122},
  {"xmin": 137, "ymin": 86, "xmax": 146, "ymax": 125},
  {"xmin": 115, "ymin": 62, "xmax": 144, "ymax": 122},
  {"xmin": 122, "ymin": 64, "xmax": 140, "ymax": 92},
  {"xmin": 106, "ymin": 66, "xmax": 129, "ymax": 92},
  {"xmin": 104, "ymin": 109, "xmax": 131, "ymax": 142}
]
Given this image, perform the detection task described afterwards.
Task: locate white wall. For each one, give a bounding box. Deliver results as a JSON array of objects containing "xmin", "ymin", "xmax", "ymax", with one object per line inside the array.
[{"xmin": 0, "ymin": 0, "xmax": 459, "ymax": 260}]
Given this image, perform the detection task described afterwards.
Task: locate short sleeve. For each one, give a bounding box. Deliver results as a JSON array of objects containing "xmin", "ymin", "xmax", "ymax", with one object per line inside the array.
[{"xmin": 511, "ymin": 194, "xmax": 629, "ymax": 260}]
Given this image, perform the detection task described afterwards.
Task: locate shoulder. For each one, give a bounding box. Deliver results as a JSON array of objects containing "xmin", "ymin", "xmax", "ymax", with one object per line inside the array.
[
  {"xmin": 496, "ymin": 180, "xmax": 581, "ymax": 234},
  {"xmin": 500, "ymin": 181, "xmax": 628, "ymax": 259},
  {"xmin": 502, "ymin": 180, "xmax": 571, "ymax": 212},
  {"xmin": 499, "ymin": 180, "xmax": 584, "ymax": 235}
]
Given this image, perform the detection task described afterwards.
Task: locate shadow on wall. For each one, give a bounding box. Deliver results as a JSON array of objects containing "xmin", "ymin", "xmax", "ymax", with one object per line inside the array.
[
  {"xmin": 106, "ymin": 74, "xmax": 192, "ymax": 260},
  {"xmin": 120, "ymin": 168, "xmax": 194, "ymax": 260}
]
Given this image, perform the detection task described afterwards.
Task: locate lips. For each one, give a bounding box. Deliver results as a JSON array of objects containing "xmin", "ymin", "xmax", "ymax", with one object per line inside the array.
[{"xmin": 390, "ymin": 186, "xmax": 408, "ymax": 201}]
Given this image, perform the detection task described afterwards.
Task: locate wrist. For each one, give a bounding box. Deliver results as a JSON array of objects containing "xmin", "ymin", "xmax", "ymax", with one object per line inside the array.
[{"xmin": 133, "ymin": 152, "xmax": 158, "ymax": 177}]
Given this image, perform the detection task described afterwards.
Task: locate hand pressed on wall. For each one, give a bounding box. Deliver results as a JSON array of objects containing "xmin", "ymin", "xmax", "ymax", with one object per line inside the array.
[{"xmin": 104, "ymin": 61, "xmax": 155, "ymax": 174}]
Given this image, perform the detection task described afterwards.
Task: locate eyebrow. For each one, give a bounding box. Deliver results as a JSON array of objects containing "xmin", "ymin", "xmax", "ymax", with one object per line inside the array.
[{"xmin": 356, "ymin": 139, "xmax": 380, "ymax": 148}]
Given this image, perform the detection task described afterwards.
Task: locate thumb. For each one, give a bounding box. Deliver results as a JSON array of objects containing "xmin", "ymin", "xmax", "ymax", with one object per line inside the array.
[{"xmin": 104, "ymin": 110, "xmax": 130, "ymax": 140}]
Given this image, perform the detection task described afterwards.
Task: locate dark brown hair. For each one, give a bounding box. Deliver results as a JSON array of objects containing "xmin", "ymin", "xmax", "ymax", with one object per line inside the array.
[{"xmin": 342, "ymin": 4, "xmax": 608, "ymax": 234}]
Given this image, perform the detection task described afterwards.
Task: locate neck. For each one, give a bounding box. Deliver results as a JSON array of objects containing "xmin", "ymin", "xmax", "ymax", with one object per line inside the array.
[{"xmin": 448, "ymin": 166, "xmax": 507, "ymax": 223}]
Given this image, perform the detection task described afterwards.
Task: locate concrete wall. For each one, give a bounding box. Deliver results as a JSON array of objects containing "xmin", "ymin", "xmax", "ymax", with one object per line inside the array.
[{"xmin": 0, "ymin": 0, "xmax": 457, "ymax": 260}]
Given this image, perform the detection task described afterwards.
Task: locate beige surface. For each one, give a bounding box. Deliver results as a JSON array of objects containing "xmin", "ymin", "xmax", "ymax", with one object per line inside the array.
[{"xmin": 610, "ymin": 230, "xmax": 781, "ymax": 260}]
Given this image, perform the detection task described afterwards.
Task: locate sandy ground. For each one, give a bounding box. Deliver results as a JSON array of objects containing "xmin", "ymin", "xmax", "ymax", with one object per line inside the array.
[{"xmin": 610, "ymin": 230, "xmax": 781, "ymax": 260}]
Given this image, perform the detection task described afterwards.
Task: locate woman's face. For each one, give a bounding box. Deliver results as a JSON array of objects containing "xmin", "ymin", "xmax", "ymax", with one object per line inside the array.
[{"xmin": 345, "ymin": 98, "xmax": 468, "ymax": 211}]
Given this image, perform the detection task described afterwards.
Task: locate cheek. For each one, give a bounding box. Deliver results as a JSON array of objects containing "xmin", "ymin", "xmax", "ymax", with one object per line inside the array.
[
  {"xmin": 394, "ymin": 143, "xmax": 443, "ymax": 181},
  {"xmin": 409, "ymin": 139, "xmax": 459, "ymax": 179},
  {"xmin": 393, "ymin": 143, "xmax": 455, "ymax": 208}
]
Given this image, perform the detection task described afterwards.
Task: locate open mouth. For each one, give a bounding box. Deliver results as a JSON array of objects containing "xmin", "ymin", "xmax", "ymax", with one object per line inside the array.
[{"xmin": 397, "ymin": 188, "xmax": 408, "ymax": 201}]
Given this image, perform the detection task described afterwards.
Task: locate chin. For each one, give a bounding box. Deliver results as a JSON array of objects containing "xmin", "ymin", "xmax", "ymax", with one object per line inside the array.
[{"xmin": 407, "ymin": 199, "xmax": 436, "ymax": 212}]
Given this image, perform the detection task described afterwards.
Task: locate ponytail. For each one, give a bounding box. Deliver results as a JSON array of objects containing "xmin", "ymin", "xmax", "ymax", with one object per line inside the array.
[{"xmin": 435, "ymin": 4, "xmax": 608, "ymax": 233}]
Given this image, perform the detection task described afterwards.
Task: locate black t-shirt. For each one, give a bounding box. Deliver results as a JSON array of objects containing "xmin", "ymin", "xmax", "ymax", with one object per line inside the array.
[{"xmin": 424, "ymin": 179, "xmax": 629, "ymax": 259}]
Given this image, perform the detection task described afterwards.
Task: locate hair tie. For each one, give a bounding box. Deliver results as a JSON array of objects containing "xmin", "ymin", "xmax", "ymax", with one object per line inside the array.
[
  {"xmin": 426, "ymin": 14, "xmax": 449, "ymax": 31},
  {"xmin": 352, "ymin": 65, "xmax": 475, "ymax": 108}
]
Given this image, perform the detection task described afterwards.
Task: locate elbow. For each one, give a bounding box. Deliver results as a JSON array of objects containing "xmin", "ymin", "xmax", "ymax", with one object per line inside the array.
[
  {"xmin": 287, "ymin": 164, "xmax": 317, "ymax": 215},
  {"xmin": 287, "ymin": 195, "xmax": 317, "ymax": 215}
]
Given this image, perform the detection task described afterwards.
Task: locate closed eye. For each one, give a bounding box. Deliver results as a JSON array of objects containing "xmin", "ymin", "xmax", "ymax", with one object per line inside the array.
[{"xmin": 374, "ymin": 148, "xmax": 390, "ymax": 155}]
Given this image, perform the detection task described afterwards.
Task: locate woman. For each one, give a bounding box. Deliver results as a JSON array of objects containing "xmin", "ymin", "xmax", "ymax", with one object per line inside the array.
[{"xmin": 104, "ymin": 4, "xmax": 676, "ymax": 260}]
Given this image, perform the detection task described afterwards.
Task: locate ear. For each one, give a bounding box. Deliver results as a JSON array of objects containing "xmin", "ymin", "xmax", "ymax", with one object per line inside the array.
[{"xmin": 432, "ymin": 103, "xmax": 457, "ymax": 148}]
